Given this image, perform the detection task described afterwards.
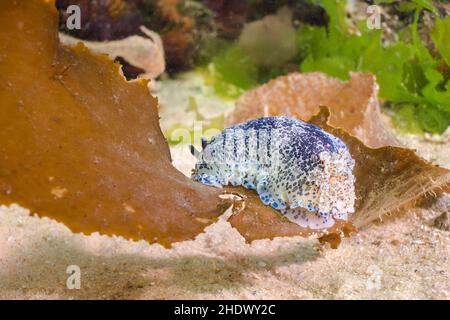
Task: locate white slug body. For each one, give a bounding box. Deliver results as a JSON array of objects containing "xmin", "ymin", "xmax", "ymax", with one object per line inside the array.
[{"xmin": 191, "ymin": 116, "xmax": 356, "ymax": 230}]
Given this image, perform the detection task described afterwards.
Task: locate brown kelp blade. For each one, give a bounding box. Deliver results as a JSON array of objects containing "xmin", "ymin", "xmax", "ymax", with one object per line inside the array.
[
  {"xmin": 228, "ymin": 79, "xmax": 450, "ymax": 240},
  {"xmin": 309, "ymin": 107, "xmax": 450, "ymax": 228},
  {"xmin": 225, "ymin": 187, "xmax": 355, "ymax": 247},
  {"xmin": 0, "ymin": 0, "xmax": 226, "ymax": 247},
  {"xmin": 228, "ymin": 72, "xmax": 400, "ymax": 148}
]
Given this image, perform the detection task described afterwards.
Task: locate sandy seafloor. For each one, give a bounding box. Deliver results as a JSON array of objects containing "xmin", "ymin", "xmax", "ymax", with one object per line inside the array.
[{"xmin": 0, "ymin": 123, "xmax": 449, "ymax": 299}]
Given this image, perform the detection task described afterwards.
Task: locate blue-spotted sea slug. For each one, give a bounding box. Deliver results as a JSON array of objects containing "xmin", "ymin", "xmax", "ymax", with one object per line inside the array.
[{"xmin": 191, "ymin": 117, "xmax": 356, "ymax": 230}]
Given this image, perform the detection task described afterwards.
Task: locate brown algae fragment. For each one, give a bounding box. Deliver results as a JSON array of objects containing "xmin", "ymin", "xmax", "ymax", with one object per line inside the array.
[
  {"xmin": 227, "ymin": 103, "xmax": 449, "ymax": 243},
  {"xmin": 308, "ymin": 108, "xmax": 450, "ymax": 228},
  {"xmin": 225, "ymin": 72, "xmax": 450, "ymax": 245},
  {"xmin": 229, "ymin": 72, "xmax": 400, "ymax": 148},
  {"xmin": 225, "ymin": 186, "xmax": 356, "ymax": 245}
]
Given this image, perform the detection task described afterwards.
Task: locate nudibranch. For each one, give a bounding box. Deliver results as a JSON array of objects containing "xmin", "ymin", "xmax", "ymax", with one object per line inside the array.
[{"xmin": 191, "ymin": 117, "xmax": 356, "ymax": 230}]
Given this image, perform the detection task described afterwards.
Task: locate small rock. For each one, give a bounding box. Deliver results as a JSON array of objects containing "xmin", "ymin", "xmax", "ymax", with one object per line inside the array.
[
  {"xmin": 372, "ymin": 240, "xmax": 382, "ymax": 246},
  {"xmin": 432, "ymin": 211, "xmax": 449, "ymax": 231}
]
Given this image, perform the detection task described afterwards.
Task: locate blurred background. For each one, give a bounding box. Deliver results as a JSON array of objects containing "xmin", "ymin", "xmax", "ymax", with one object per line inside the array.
[{"xmin": 56, "ymin": 0, "xmax": 450, "ymax": 138}]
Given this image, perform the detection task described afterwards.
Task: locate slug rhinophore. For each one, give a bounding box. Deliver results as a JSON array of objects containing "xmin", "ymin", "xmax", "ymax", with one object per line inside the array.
[{"xmin": 191, "ymin": 117, "xmax": 356, "ymax": 230}]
